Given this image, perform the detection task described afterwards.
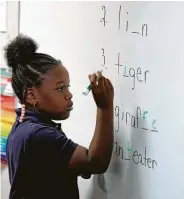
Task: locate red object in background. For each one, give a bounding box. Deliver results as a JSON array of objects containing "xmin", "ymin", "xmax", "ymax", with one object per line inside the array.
[{"xmin": 1, "ymin": 73, "xmax": 16, "ymax": 163}]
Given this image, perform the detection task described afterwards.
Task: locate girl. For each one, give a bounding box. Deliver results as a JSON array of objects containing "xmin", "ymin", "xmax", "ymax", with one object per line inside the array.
[{"xmin": 5, "ymin": 34, "xmax": 114, "ymax": 199}]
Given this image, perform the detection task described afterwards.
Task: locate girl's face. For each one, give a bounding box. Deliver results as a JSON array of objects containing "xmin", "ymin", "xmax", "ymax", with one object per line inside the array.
[{"xmin": 31, "ymin": 65, "xmax": 73, "ymax": 120}]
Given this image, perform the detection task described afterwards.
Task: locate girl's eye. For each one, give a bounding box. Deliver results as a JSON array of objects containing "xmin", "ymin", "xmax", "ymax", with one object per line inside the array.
[
  {"xmin": 57, "ymin": 86, "xmax": 65, "ymax": 92},
  {"xmin": 57, "ymin": 85, "xmax": 71, "ymax": 92}
]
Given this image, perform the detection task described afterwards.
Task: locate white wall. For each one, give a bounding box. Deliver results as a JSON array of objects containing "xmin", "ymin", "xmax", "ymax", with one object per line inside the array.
[{"xmin": 1, "ymin": 164, "xmax": 10, "ymax": 199}]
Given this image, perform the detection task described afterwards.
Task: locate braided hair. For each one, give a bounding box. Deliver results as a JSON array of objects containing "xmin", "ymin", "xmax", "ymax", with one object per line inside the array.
[{"xmin": 4, "ymin": 34, "xmax": 61, "ymax": 104}]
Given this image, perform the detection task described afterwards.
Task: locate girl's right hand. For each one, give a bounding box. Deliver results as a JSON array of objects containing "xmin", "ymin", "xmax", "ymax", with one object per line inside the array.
[{"xmin": 88, "ymin": 71, "xmax": 114, "ymax": 109}]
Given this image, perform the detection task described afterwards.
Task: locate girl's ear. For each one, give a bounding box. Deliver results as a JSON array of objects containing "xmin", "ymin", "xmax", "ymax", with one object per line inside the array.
[{"xmin": 25, "ymin": 88, "xmax": 37, "ymax": 106}]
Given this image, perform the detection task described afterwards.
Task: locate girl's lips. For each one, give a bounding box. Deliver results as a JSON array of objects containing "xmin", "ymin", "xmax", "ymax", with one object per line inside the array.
[
  {"xmin": 66, "ymin": 101, "xmax": 73, "ymax": 111},
  {"xmin": 66, "ymin": 106, "xmax": 73, "ymax": 111}
]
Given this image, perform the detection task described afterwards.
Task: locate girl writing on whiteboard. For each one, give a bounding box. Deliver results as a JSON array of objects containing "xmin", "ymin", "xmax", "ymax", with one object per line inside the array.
[{"xmin": 5, "ymin": 34, "xmax": 114, "ymax": 199}]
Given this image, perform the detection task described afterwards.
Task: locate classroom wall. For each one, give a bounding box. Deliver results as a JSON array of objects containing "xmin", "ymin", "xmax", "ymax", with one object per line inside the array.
[
  {"xmin": 1, "ymin": 164, "xmax": 10, "ymax": 199},
  {"xmin": 1, "ymin": 2, "xmax": 19, "ymax": 199}
]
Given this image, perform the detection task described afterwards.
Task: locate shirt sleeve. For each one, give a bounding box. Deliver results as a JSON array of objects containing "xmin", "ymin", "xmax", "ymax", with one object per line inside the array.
[{"xmin": 27, "ymin": 126, "xmax": 78, "ymax": 167}]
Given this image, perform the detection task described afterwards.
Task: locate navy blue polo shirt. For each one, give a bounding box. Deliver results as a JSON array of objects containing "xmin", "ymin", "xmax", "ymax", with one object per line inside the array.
[{"xmin": 6, "ymin": 108, "xmax": 79, "ymax": 199}]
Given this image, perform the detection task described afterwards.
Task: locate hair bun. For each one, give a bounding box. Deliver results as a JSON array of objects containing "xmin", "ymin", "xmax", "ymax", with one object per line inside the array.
[{"xmin": 4, "ymin": 34, "xmax": 38, "ymax": 70}]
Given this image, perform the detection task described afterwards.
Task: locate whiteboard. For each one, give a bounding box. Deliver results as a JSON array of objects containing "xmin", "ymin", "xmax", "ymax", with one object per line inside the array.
[{"xmin": 20, "ymin": 2, "xmax": 184, "ymax": 199}]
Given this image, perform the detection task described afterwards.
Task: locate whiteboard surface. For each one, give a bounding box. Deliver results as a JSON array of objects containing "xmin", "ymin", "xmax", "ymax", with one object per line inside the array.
[{"xmin": 20, "ymin": 2, "xmax": 184, "ymax": 199}]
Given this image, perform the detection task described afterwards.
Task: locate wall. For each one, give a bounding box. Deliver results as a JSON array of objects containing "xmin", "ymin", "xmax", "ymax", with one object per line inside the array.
[{"xmin": 1, "ymin": 1, "xmax": 20, "ymax": 199}]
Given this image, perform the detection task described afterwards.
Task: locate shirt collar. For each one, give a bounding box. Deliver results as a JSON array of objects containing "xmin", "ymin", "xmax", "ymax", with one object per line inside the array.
[{"xmin": 15, "ymin": 108, "xmax": 61, "ymax": 130}]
